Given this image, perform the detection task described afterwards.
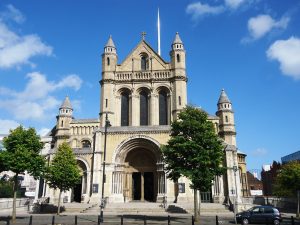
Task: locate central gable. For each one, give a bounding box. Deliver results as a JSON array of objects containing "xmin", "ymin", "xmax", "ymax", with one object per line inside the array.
[{"xmin": 117, "ymin": 40, "xmax": 170, "ymax": 72}]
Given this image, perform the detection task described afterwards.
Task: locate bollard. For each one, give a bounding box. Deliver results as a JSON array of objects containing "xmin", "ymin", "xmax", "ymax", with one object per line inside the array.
[
  {"xmin": 291, "ymin": 216, "xmax": 295, "ymax": 225},
  {"xmin": 52, "ymin": 215, "xmax": 55, "ymax": 225},
  {"xmin": 98, "ymin": 215, "xmax": 101, "ymax": 225},
  {"xmin": 75, "ymin": 215, "xmax": 78, "ymax": 225},
  {"xmin": 121, "ymin": 215, "xmax": 123, "ymax": 225},
  {"xmin": 168, "ymin": 215, "xmax": 171, "ymax": 225},
  {"xmin": 144, "ymin": 215, "xmax": 147, "ymax": 225},
  {"xmin": 192, "ymin": 215, "xmax": 194, "ymax": 225},
  {"xmin": 29, "ymin": 215, "xmax": 32, "ymax": 225},
  {"xmin": 216, "ymin": 215, "xmax": 218, "ymax": 225}
]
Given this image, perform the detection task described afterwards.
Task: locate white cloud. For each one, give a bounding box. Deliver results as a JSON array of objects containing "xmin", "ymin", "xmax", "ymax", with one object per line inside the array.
[
  {"xmin": 0, "ymin": 72, "xmax": 82, "ymax": 120},
  {"xmin": 0, "ymin": 6, "xmax": 53, "ymax": 69},
  {"xmin": 245, "ymin": 14, "xmax": 290, "ymax": 41},
  {"xmin": 38, "ymin": 128, "xmax": 51, "ymax": 137},
  {"xmin": 267, "ymin": 36, "xmax": 300, "ymax": 79},
  {"xmin": 0, "ymin": 119, "xmax": 19, "ymax": 134},
  {"xmin": 1, "ymin": 4, "xmax": 25, "ymax": 24},
  {"xmin": 186, "ymin": 2, "xmax": 225, "ymax": 20},
  {"xmin": 225, "ymin": 0, "xmax": 246, "ymax": 9},
  {"xmin": 252, "ymin": 148, "xmax": 268, "ymax": 157}
]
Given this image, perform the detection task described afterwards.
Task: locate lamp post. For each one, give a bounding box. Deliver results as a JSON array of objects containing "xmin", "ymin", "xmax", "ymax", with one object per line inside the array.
[
  {"xmin": 233, "ymin": 165, "xmax": 238, "ymax": 224},
  {"xmin": 100, "ymin": 111, "xmax": 112, "ymax": 222}
]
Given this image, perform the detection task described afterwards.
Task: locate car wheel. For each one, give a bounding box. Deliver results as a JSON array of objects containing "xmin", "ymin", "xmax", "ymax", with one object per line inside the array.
[
  {"xmin": 273, "ymin": 219, "xmax": 280, "ymax": 225},
  {"xmin": 242, "ymin": 218, "xmax": 249, "ymax": 225}
]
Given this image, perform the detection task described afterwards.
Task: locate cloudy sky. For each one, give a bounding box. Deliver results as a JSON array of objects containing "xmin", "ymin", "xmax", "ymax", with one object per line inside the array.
[{"xmin": 0, "ymin": 0, "xmax": 299, "ymax": 171}]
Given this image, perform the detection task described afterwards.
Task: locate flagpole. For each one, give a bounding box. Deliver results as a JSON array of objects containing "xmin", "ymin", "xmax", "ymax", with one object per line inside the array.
[{"xmin": 157, "ymin": 8, "xmax": 161, "ymax": 56}]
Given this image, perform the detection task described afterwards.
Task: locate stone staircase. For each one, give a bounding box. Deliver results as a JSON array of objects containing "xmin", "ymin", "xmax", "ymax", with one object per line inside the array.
[
  {"xmin": 171, "ymin": 202, "xmax": 232, "ymax": 215},
  {"xmin": 83, "ymin": 202, "xmax": 231, "ymax": 216},
  {"xmin": 85, "ymin": 202, "xmax": 168, "ymax": 215}
]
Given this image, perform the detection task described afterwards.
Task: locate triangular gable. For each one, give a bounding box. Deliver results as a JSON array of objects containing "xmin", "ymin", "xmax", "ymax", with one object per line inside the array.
[{"xmin": 117, "ymin": 40, "xmax": 170, "ymax": 71}]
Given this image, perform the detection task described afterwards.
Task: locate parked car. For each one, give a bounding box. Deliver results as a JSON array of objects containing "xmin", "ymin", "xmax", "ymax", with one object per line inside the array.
[{"xmin": 236, "ymin": 205, "xmax": 282, "ymax": 225}]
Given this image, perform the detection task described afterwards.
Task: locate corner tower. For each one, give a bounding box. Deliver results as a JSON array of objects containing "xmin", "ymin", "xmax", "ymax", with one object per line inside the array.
[
  {"xmin": 216, "ymin": 89, "xmax": 236, "ymax": 146},
  {"xmin": 170, "ymin": 32, "xmax": 187, "ymax": 119},
  {"xmin": 55, "ymin": 96, "xmax": 73, "ymax": 147},
  {"xmin": 100, "ymin": 35, "xmax": 117, "ymax": 125}
]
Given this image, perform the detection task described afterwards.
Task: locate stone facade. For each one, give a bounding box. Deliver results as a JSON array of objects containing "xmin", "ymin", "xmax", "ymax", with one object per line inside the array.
[{"xmin": 36, "ymin": 33, "xmax": 247, "ymax": 206}]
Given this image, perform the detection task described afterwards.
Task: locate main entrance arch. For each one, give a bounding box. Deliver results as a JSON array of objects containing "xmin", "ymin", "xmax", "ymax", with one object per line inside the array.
[
  {"xmin": 72, "ymin": 159, "xmax": 88, "ymax": 202},
  {"xmin": 113, "ymin": 136, "xmax": 165, "ymax": 202}
]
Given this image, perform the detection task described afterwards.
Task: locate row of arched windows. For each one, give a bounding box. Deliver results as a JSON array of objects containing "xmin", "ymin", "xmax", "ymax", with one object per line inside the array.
[
  {"xmin": 72, "ymin": 139, "xmax": 92, "ymax": 149},
  {"xmin": 120, "ymin": 89, "xmax": 169, "ymax": 126}
]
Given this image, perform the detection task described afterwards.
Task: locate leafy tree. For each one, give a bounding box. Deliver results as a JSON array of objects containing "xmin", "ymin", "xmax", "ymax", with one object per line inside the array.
[
  {"xmin": 161, "ymin": 106, "xmax": 225, "ymax": 220},
  {"xmin": 2, "ymin": 126, "xmax": 45, "ymax": 220},
  {"xmin": 274, "ymin": 161, "xmax": 300, "ymax": 217},
  {"xmin": 46, "ymin": 142, "xmax": 81, "ymax": 215}
]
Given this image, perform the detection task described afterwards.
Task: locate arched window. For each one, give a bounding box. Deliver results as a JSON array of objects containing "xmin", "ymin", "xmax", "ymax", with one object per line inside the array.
[
  {"xmin": 121, "ymin": 91, "xmax": 130, "ymax": 126},
  {"xmin": 61, "ymin": 120, "xmax": 64, "ymax": 127},
  {"xmin": 178, "ymin": 96, "xmax": 181, "ymax": 106},
  {"xmin": 159, "ymin": 90, "xmax": 168, "ymax": 125},
  {"xmin": 140, "ymin": 90, "xmax": 149, "ymax": 125},
  {"xmin": 225, "ymin": 115, "xmax": 228, "ymax": 123},
  {"xmin": 141, "ymin": 54, "xmax": 149, "ymax": 71},
  {"xmin": 176, "ymin": 54, "xmax": 180, "ymax": 63},
  {"xmin": 107, "ymin": 57, "xmax": 110, "ymax": 66},
  {"xmin": 82, "ymin": 140, "xmax": 91, "ymax": 148}
]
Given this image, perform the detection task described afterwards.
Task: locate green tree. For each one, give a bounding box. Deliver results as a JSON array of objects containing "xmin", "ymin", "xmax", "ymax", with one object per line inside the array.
[
  {"xmin": 46, "ymin": 142, "xmax": 81, "ymax": 215},
  {"xmin": 161, "ymin": 106, "xmax": 225, "ymax": 221},
  {"xmin": 2, "ymin": 126, "xmax": 45, "ymax": 220},
  {"xmin": 274, "ymin": 161, "xmax": 300, "ymax": 217}
]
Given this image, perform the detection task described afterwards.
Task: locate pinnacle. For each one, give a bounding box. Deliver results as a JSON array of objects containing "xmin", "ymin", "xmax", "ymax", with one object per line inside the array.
[
  {"xmin": 105, "ymin": 35, "xmax": 115, "ymax": 48},
  {"xmin": 60, "ymin": 96, "xmax": 72, "ymax": 109},
  {"xmin": 218, "ymin": 89, "xmax": 231, "ymax": 104},
  {"xmin": 173, "ymin": 32, "xmax": 183, "ymax": 44}
]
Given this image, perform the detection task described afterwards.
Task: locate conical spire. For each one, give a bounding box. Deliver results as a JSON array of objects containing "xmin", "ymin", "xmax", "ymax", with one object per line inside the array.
[
  {"xmin": 173, "ymin": 32, "xmax": 183, "ymax": 44},
  {"xmin": 60, "ymin": 96, "xmax": 72, "ymax": 109},
  {"xmin": 218, "ymin": 89, "xmax": 231, "ymax": 104},
  {"xmin": 105, "ymin": 35, "xmax": 115, "ymax": 48}
]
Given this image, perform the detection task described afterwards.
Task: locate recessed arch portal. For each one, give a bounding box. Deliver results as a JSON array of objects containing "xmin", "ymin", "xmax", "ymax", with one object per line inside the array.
[{"xmin": 112, "ymin": 136, "xmax": 165, "ymax": 202}]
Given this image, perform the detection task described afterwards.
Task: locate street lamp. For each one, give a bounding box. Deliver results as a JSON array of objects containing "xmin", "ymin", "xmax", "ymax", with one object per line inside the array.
[
  {"xmin": 233, "ymin": 165, "xmax": 238, "ymax": 224},
  {"xmin": 99, "ymin": 111, "xmax": 113, "ymax": 222}
]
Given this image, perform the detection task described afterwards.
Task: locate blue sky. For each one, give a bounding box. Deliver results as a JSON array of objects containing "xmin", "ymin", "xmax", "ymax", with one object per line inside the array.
[{"xmin": 0, "ymin": 0, "xmax": 299, "ymax": 171}]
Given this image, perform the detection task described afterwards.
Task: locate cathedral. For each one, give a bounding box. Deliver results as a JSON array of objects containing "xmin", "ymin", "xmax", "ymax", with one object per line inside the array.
[{"xmin": 36, "ymin": 32, "xmax": 249, "ymax": 206}]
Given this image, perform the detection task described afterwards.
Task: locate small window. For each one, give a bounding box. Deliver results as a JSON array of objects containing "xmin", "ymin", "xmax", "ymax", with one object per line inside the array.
[
  {"xmin": 82, "ymin": 140, "xmax": 91, "ymax": 148},
  {"xmin": 105, "ymin": 99, "xmax": 108, "ymax": 108},
  {"xmin": 176, "ymin": 54, "xmax": 180, "ymax": 63},
  {"xmin": 178, "ymin": 96, "xmax": 181, "ymax": 106},
  {"xmin": 225, "ymin": 116, "xmax": 228, "ymax": 123},
  {"xmin": 61, "ymin": 120, "xmax": 64, "ymax": 127},
  {"xmin": 107, "ymin": 57, "xmax": 110, "ymax": 66}
]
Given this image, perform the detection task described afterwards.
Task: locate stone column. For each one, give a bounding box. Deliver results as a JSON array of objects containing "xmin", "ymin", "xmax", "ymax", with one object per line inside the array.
[
  {"xmin": 150, "ymin": 94, "xmax": 158, "ymax": 125},
  {"xmin": 141, "ymin": 172, "xmax": 145, "ymax": 201},
  {"xmin": 131, "ymin": 94, "xmax": 139, "ymax": 126}
]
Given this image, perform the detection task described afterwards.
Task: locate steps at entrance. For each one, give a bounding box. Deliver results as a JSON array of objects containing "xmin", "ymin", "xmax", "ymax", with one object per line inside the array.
[
  {"xmin": 85, "ymin": 202, "xmax": 168, "ymax": 215},
  {"xmin": 62, "ymin": 203, "xmax": 96, "ymax": 213},
  {"xmin": 172, "ymin": 203, "xmax": 231, "ymax": 215}
]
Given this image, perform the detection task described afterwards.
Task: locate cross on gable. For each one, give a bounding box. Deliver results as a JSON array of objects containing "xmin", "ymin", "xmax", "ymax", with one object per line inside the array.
[{"xmin": 141, "ymin": 31, "xmax": 146, "ymax": 40}]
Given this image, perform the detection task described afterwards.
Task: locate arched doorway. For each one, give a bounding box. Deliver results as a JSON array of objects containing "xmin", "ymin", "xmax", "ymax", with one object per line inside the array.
[
  {"xmin": 113, "ymin": 137, "xmax": 165, "ymax": 203},
  {"xmin": 73, "ymin": 160, "xmax": 87, "ymax": 203},
  {"xmin": 125, "ymin": 148, "xmax": 157, "ymax": 202}
]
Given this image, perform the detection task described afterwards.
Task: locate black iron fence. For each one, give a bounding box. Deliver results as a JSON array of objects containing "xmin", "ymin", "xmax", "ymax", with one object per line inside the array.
[{"xmin": 0, "ymin": 215, "xmax": 299, "ymax": 225}]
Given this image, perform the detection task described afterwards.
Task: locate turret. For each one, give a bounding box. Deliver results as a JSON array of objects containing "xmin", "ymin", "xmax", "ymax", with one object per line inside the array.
[
  {"xmin": 216, "ymin": 89, "xmax": 236, "ymax": 146},
  {"xmin": 170, "ymin": 32, "xmax": 186, "ymax": 71},
  {"xmin": 102, "ymin": 35, "xmax": 117, "ymax": 75},
  {"xmin": 170, "ymin": 32, "xmax": 187, "ymax": 121},
  {"xmin": 55, "ymin": 96, "xmax": 73, "ymax": 147}
]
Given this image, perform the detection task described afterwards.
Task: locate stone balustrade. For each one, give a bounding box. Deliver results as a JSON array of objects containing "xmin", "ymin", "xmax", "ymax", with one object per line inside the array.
[{"xmin": 115, "ymin": 70, "xmax": 171, "ymax": 81}]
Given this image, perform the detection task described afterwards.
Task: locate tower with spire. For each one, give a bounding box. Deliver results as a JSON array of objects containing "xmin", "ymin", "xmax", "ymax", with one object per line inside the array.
[
  {"xmin": 170, "ymin": 32, "xmax": 187, "ymax": 118},
  {"xmin": 216, "ymin": 89, "xmax": 236, "ymax": 146},
  {"xmin": 55, "ymin": 96, "xmax": 73, "ymax": 147}
]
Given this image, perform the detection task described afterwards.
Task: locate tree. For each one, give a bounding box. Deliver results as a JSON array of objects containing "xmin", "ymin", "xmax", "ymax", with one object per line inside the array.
[
  {"xmin": 46, "ymin": 142, "xmax": 81, "ymax": 215},
  {"xmin": 161, "ymin": 106, "xmax": 225, "ymax": 221},
  {"xmin": 274, "ymin": 161, "xmax": 300, "ymax": 217},
  {"xmin": 2, "ymin": 126, "xmax": 45, "ymax": 221}
]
